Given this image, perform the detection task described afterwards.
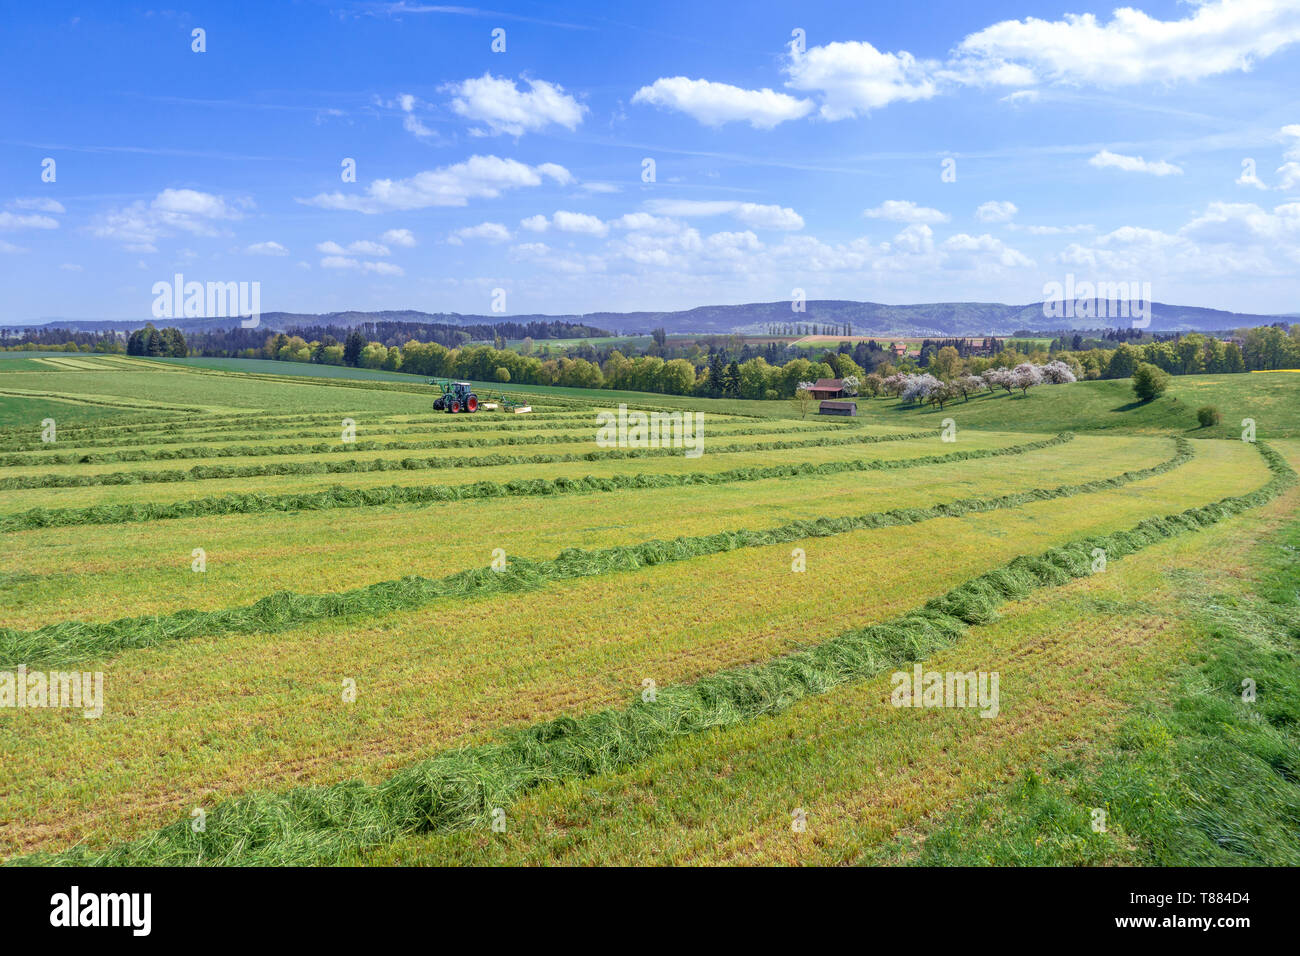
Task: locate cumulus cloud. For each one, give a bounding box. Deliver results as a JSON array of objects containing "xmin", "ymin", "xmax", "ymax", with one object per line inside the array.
[
  {"xmin": 632, "ymin": 76, "xmax": 813, "ymax": 129},
  {"xmin": 956, "ymin": 0, "xmax": 1300, "ymax": 88},
  {"xmin": 1056, "ymin": 201, "xmax": 1300, "ymax": 279},
  {"xmin": 642, "ymin": 199, "xmax": 804, "ymax": 230},
  {"xmin": 999, "ymin": 89, "xmax": 1039, "ymax": 106},
  {"xmin": 87, "ymin": 188, "xmax": 247, "ymax": 252},
  {"xmin": 784, "ymin": 42, "xmax": 939, "ymax": 119},
  {"xmin": 445, "ymin": 73, "xmax": 586, "ymax": 136},
  {"xmin": 448, "ymin": 222, "xmax": 512, "ymax": 245},
  {"xmin": 1089, "ymin": 149, "xmax": 1183, "ymax": 176},
  {"xmin": 299, "ymin": 156, "xmax": 573, "ymax": 213},
  {"xmin": 0, "ymin": 211, "xmax": 58, "ymax": 230},
  {"xmin": 11, "ymin": 197, "xmax": 65, "ymax": 214},
  {"xmin": 317, "ymin": 240, "xmax": 392, "ymax": 256},
  {"xmin": 245, "ymin": 241, "xmax": 288, "ymax": 256},
  {"xmin": 628, "ymin": 4, "xmax": 1300, "ymax": 130},
  {"xmin": 976, "ymin": 200, "xmax": 1018, "ymax": 223},
  {"xmin": 320, "ymin": 255, "xmax": 405, "ymax": 275},
  {"xmin": 381, "ymin": 228, "xmax": 417, "ymax": 247},
  {"xmin": 863, "ymin": 200, "xmax": 950, "ymax": 224},
  {"xmin": 391, "ymin": 92, "xmax": 437, "ymax": 140},
  {"xmin": 551, "ymin": 211, "xmax": 609, "ymax": 236},
  {"xmin": 610, "ymin": 212, "xmax": 680, "ymax": 233},
  {"xmin": 1009, "ymin": 223, "xmax": 1095, "ymax": 235}
]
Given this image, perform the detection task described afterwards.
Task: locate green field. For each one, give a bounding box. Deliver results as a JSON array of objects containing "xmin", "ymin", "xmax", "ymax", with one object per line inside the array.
[{"xmin": 1, "ymin": 357, "xmax": 1297, "ymax": 866}]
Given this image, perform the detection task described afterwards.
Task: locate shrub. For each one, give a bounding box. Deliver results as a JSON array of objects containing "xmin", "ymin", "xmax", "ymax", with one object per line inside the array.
[
  {"xmin": 1132, "ymin": 362, "xmax": 1171, "ymax": 402},
  {"xmin": 494, "ymin": 367, "xmax": 511, "ymax": 382},
  {"xmin": 1197, "ymin": 405, "xmax": 1221, "ymax": 427}
]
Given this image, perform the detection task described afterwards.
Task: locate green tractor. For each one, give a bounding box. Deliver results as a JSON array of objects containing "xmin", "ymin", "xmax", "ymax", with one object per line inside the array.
[{"xmin": 430, "ymin": 379, "xmax": 480, "ymax": 413}]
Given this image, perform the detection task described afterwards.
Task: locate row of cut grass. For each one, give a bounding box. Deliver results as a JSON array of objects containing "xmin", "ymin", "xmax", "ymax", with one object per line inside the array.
[
  {"xmin": 13, "ymin": 441, "xmax": 1289, "ymax": 865},
  {"xmin": 0, "ymin": 435, "xmax": 1162, "ymax": 628},
  {"xmin": 0, "ymin": 438, "xmax": 1191, "ymax": 668},
  {"xmin": 0, "ymin": 432, "xmax": 1065, "ymax": 529},
  {"xmin": 0, "ymin": 427, "xmax": 928, "ymax": 489},
  {"xmin": 0, "ymin": 438, "xmax": 1265, "ymax": 856}
]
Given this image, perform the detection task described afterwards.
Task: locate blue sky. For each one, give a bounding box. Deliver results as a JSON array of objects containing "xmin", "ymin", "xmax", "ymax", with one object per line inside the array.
[{"xmin": 2, "ymin": 0, "xmax": 1298, "ymax": 323}]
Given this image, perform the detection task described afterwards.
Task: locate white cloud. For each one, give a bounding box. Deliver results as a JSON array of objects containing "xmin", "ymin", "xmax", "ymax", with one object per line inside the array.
[
  {"xmin": 611, "ymin": 212, "xmax": 680, "ymax": 233},
  {"xmin": 0, "ymin": 240, "xmax": 25, "ymax": 254},
  {"xmin": 448, "ymin": 222, "xmax": 512, "ymax": 244},
  {"xmin": 0, "ymin": 211, "xmax": 58, "ymax": 230},
  {"xmin": 87, "ymin": 188, "xmax": 246, "ymax": 251},
  {"xmin": 642, "ymin": 199, "xmax": 803, "ymax": 230},
  {"xmin": 1056, "ymin": 201, "xmax": 1300, "ymax": 279},
  {"xmin": 863, "ymin": 200, "xmax": 950, "ymax": 224},
  {"xmin": 392, "ymin": 92, "xmax": 436, "ymax": 140},
  {"xmin": 299, "ymin": 156, "xmax": 573, "ymax": 213},
  {"xmin": 957, "ymin": 0, "xmax": 1300, "ymax": 88},
  {"xmin": 520, "ymin": 214, "xmax": 550, "ymax": 233},
  {"xmin": 783, "ymin": 42, "xmax": 938, "ymax": 119},
  {"xmin": 12, "ymin": 197, "xmax": 65, "ymax": 213},
  {"xmin": 999, "ymin": 90, "xmax": 1039, "ymax": 106},
  {"xmin": 317, "ymin": 239, "xmax": 392, "ymax": 255},
  {"xmin": 245, "ymin": 241, "xmax": 289, "ymax": 256},
  {"xmin": 1010, "ymin": 223, "xmax": 1095, "ymax": 235},
  {"xmin": 552, "ymin": 211, "xmax": 609, "ymax": 236},
  {"xmin": 381, "ymin": 228, "xmax": 417, "ymax": 247},
  {"xmin": 632, "ymin": 76, "xmax": 813, "ymax": 129},
  {"xmin": 59, "ymin": 262, "xmax": 83, "ymax": 271},
  {"xmin": 347, "ymin": 240, "xmax": 391, "ymax": 256},
  {"xmin": 320, "ymin": 255, "xmax": 405, "ymax": 275},
  {"xmin": 976, "ymin": 201, "xmax": 1018, "ymax": 223},
  {"xmin": 445, "ymin": 73, "xmax": 586, "ymax": 136},
  {"xmin": 1237, "ymin": 163, "xmax": 1269, "ymax": 190},
  {"xmin": 941, "ymin": 233, "xmax": 1035, "ymax": 269},
  {"xmin": 1089, "ymin": 149, "xmax": 1183, "ymax": 176}
]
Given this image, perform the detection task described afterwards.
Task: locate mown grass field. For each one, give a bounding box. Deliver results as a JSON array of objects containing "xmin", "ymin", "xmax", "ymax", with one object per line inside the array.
[{"xmin": 0, "ymin": 357, "xmax": 1296, "ymax": 867}]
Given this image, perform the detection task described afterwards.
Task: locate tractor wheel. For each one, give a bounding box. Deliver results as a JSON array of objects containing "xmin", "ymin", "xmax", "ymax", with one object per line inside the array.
[
  {"xmin": 450, "ymin": 400, "xmax": 461, "ymax": 413},
  {"xmin": 466, "ymin": 395, "xmax": 478, "ymax": 412},
  {"xmin": 433, "ymin": 397, "xmax": 444, "ymax": 410}
]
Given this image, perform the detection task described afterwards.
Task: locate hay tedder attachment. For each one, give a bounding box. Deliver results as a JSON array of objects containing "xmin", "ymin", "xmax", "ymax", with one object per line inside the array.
[
  {"xmin": 429, "ymin": 379, "xmax": 479, "ymax": 413},
  {"xmin": 497, "ymin": 392, "xmax": 532, "ymax": 414}
]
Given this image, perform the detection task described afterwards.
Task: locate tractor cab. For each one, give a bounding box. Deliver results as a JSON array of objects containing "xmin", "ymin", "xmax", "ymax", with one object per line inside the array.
[{"xmin": 430, "ymin": 379, "xmax": 479, "ymax": 413}]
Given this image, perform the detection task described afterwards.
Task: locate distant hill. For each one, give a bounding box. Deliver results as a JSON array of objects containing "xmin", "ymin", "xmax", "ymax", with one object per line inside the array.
[{"xmin": 9, "ymin": 300, "xmax": 1291, "ymax": 337}]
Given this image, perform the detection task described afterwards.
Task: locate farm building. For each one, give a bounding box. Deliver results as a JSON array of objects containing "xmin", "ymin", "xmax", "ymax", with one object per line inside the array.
[
  {"xmin": 805, "ymin": 378, "xmax": 846, "ymax": 398},
  {"xmin": 819, "ymin": 400, "xmax": 857, "ymax": 416}
]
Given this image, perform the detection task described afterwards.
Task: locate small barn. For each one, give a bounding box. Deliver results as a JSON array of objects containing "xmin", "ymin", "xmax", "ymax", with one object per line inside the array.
[
  {"xmin": 819, "ymin": 400, "xmax": 857, "ymax": 416},
  {"xmin": 805, "ymin": 378, "xmax": 845, "ymax": 398}
]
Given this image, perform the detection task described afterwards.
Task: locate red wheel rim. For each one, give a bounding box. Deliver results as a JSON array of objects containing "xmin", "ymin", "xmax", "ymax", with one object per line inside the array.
[
  {"xmin": 467, "ymin": 396, "xmax": 478, "ymax": 411},
  {"xmin": 451, "ymin": 401, "xmax": 460, "ymax": 413}
]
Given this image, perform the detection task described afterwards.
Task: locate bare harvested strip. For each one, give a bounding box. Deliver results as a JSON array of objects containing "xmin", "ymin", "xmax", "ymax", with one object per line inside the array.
[
  {"xmin": 0, "ymin": 434, "xmax": 1071, "ymax": 533},
  {"xmin": 15, "ymin": 442, "xmax": 1289, "ymax": 866},
  {"xmin": 0, "ymin": 428, "xmax": 929, "ymax": 489},
  {"xmin": 0, "ymin": 436, "xmax": 1182, "ymax": 669}
]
